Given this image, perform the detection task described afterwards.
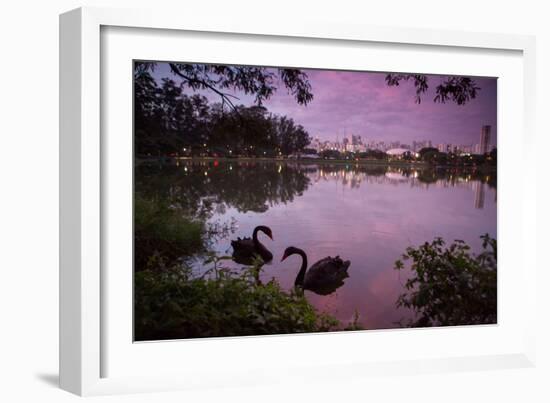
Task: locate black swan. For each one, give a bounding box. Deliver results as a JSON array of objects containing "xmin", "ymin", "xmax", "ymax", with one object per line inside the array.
[
  {"xmin": 231, "ymin": 225, "xmax": 274, "ymax": 265},
  {"xmin": 281, "ymin": 246, "xmax": 350, "ymax": 295}
]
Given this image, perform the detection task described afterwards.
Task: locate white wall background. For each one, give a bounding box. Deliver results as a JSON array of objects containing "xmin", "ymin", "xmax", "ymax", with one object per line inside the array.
[{"xmin": 0, "ymin": 1, "xmax": 548, "ymax": 402}]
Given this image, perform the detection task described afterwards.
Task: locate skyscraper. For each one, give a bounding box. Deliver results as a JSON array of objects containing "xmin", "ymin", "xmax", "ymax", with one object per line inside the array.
[{"xmin": 480, "ymin": 125, "xmax": 491, "ymax": 154}]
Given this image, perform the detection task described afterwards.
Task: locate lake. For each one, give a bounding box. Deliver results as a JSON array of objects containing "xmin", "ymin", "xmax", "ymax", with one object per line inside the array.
[{"xmin": 136, "ymin": 159, "xmax": 497, "ymax": 330}]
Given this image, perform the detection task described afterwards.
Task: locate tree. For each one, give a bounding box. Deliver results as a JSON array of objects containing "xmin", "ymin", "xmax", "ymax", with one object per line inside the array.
[
  {"xmin": 134, "ymin": 62, "xmax": 314, "ymax": 156},
  {"xmin": 134, "ymin": 70, "xmax": 312, "ymax": 156},
  {"xmin": 206, "ymin": 105, "xmax": 310, "ymax": 157},
  {"xmin": 422, "ymin": 150, "xmax": 448, "ymax": 164},
  {"xmin": 134, "ymin": 75, "xmax": 212, "ymax": 154},
  {"xmin": 418, "ymin": 147, "xmax": 438, "ymax": 155},
  {"xmin": 364, "ymin": 149, "xmax": 387, "ymax": 160},
  {"xmin": 135, "ymin": 61, "xmax": 314, "ymax": 112},
  {"xmin": 274, "ymin": 116, "xmax": 311, "ymax": 155},
  {"xmin": 319, "ymin": 149, "xmax": 341, "ymax": 160},
  {"xmin": 134, "ymin": 69, "xmax": 163, "ymax": 153},
  {"xmin": 302, "ymin": 148, "xmax": 318, "ymax": 155},
  {"xmin": 417, "ymin": 147, "xmax": 439, "ymax": 160},
  {"xmin": 385, "ymin": 74, "xmax": 480, "ymax": 105},
  {"xmin": 488, "ymin": 148, "xmax": 497, "ymax": 166}
]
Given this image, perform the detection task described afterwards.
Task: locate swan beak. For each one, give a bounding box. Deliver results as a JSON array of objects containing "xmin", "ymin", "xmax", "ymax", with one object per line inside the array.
[{"xmin": 281, "ymin": 254, "xmax": 288, "ymax": 262}]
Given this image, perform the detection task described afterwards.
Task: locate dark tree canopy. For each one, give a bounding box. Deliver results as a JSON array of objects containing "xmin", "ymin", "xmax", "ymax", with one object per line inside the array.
[
  {"xmin": 135, "ymin": 61, "xmax": 314, "ymax": 112},
  {"xmin": 385, "ymin": 74, "xmax": 481, "ymax": 105},
  {"xmin": 133, "ymin": 71, "xmax": 311, "ymax": 156}
]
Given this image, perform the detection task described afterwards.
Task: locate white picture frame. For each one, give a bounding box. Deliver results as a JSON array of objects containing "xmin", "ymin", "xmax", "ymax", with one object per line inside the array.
[{"xmin": 60, "ymin": 6, "xmax": 537, "ymax": 396}]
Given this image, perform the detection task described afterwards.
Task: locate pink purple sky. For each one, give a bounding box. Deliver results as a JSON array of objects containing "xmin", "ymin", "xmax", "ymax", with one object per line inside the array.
[{"xmin": 151, "ymin": 62, "xmax": 497, "ymax": 147}]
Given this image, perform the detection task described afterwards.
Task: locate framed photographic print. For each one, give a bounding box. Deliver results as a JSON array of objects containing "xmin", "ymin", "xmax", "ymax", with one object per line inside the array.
[
  {"xmin": 132, "ymin": 60, "xmax": 498, "ymax": 341},
  {"xmin": 60, "ymin": 6, "xmax": 537, "ymax": 396}
]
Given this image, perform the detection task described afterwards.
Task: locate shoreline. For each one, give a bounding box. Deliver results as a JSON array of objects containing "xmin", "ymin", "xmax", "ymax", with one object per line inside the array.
[{"xmin": 137, "ymin": 156, "xmax": 496, "ymax": 171}]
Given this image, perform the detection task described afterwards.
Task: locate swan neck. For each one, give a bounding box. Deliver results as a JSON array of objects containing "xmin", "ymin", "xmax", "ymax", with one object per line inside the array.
[
  {"xmin": 252, "ymin": 227, "xmax": 260, "ymax": 245},
  {"xmin": 294, "ymin": 251, "xmax": 308, "ymax": 287}
]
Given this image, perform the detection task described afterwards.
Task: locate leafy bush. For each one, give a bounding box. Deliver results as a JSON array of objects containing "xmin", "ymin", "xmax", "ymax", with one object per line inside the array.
[
  {"xmin": 134, "ymin": 260, "xmax": 358, "ymax": 340},
  {"xmin": 134, "ymin": 196, "xmax": 205, "ymax": 271},
  {"xmin": 394, "ymin": 234, "xmax": 496, "ymax": 327}
]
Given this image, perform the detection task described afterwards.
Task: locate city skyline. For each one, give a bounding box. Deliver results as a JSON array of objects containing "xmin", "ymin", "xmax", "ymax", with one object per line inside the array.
[
  {"xmin": 307, "ymin": 125, "xmax": 492, "ymax": 155},
  {"xmin": 151, "ymin": 62, "xmax": 497, "ymax": 147}
]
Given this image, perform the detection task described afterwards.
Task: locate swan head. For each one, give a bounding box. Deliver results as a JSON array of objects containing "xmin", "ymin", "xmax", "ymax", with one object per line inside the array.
[
  {"xmin": 256, "ymin": 225, "xmax": 273, "ymax": 240},
  {"xmin": 281, "ymin": 246, "xmax": 302, "ymax": 262}
]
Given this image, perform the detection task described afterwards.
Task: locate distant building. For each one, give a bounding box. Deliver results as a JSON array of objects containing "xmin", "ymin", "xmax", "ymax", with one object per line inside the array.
[
  {"xmin": 480, "ymin": 125, "xmax": 491, "ymax": 154},
  {"xmin": 386, "ymin": 148, "xmax": 410, "ymax": 157}
]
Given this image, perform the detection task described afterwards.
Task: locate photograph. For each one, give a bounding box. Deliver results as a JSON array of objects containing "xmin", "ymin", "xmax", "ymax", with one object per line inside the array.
[{"xmin": 133, "ymin": 60, "xmax": 497, "ymax": 341}]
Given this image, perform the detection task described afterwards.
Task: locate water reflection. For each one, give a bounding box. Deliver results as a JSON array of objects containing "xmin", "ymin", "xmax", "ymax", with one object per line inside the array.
[
  {"xmin": 474, "ymin": 181, "xmax": 485, "ymax": 209},
  {"xmin": 136, "ymin": 160, "xmax": 497, "ymax": 329},
  {"xmin": 136, "ymin": 161, "xmax": 496, "ymax": 214},
  {"xmin": 136, "ymin": 161, "xmax": 311, "ymax": 218}
]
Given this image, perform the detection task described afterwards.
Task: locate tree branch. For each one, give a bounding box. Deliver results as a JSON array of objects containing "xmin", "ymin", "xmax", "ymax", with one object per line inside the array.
[{"xmin": 168, "ymin": 63, "xmax": 241, "ymax": 112}]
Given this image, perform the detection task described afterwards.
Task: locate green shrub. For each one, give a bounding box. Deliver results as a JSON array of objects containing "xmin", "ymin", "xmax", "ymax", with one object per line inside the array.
[
  {"xmin": 394, "ymin": 234, "xmax": 497, "ymax": 327},
  {"xmin": 134, "ymin": 196, "xmax": 205, "ymax": 271},
  {"xmin": 134, "ymin": 261, "xmax": 357, "ymax": 340}
]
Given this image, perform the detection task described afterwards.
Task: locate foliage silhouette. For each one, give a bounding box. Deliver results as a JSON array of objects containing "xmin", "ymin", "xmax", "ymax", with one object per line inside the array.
[
  {"xmin": 134, "ymin": 75, "xmax": 311, "ymax": 156},
  {"xmin": 134, "ymin": 196, "xmax": 206, "ymax": 271},
  {"xmin": 136, "ymin": 61, "xmax": 313, "ymax": 110},
  {"xmin": 394, "ymin": 235, "xmax": 497, "ymax": 327},
  {"xmin": 386, "ymin": 74, "xmax": 480, "ymax": 105},
  {"xmin": 134, "ymin": 256, "xmax": 361, "ymax": 340}
]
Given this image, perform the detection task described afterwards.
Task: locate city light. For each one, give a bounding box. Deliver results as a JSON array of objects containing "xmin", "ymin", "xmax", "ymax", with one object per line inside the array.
[{"xmin": 308, "ymin": 130, "xmax": 491, "ymax": 157}]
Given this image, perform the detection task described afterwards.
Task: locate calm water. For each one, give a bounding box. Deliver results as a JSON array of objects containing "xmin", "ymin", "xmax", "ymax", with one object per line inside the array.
[{"xmin": 136, "ymin": 160, "xmax": 497, "ymax": 330}]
